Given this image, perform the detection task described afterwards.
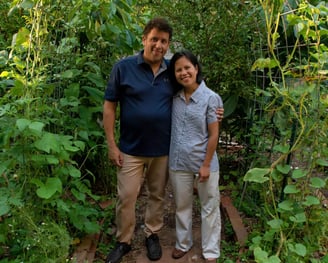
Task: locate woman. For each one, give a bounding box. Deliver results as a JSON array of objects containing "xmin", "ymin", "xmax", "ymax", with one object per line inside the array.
[{"xmin": 168, "ymin": 50, "xmax": 222, "ymax": 263}]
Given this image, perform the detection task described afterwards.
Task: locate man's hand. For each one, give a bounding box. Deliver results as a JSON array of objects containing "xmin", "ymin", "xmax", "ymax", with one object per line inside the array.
[
  {"xmin": 216, "ymin": 107, "xmax": 224, "ymax": 122},
  {"xmin": 108, "ymin": 144, "xmax": 123, "ymax": 167}
]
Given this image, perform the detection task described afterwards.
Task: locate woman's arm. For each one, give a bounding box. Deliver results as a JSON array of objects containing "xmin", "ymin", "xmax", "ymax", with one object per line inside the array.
[{"xmin": 198, "ymin": 121, "xmax": 219, "ymax": 182}]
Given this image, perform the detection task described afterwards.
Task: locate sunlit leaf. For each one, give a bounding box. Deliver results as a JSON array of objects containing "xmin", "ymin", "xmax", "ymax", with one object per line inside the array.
[
  {"xmin": 316, "ymin": 159, "xmax": 328, "ymax": 167},
  {"xmin": 67, "ymin": 165, "xmax": 81, "ymax": 178},
  {"xmin": 16, "ymin": 118, "xmax": 31, "ymax": 131},
  {"xmin": 278, "ymin": 200, "xmax": 294, "ymax": 211},
  {"xmin": 310, "ymin": 177, "xmax": 326, "ymax": 188},
  {"xmin": 292, "ymin": 169, "xmax": 307, "ymax": 179},
  {"xmin": 254, "ymin": 247, "xmax": 268, "ymax": 261},
  {"xmin": 244, "ymin": 168, "xmax": 270, "ymax": 183},
  {"xmin": 276, "ymin": 164, "xmax": 291, "ymax": 174},
  {"xmin": 294, "ymin": 243, "xmax": 307, "ymax": 257},
  {"xmin": 251, "ymin": 57, "xmax": 279, "ymax": 71},
  {"xmin": 267, "ymin": 218, "xmax": 283, "ymax": 229},
  {"xmin": 36, "ymin": 177, "xmax": 62, "ymax": 199},
  {"xmin": 34, "ymin": 132, "xmax": 60, "ymax": 153},
  {"xmin": 284, "ymin": 185, "xmax": 299, "ymax": 194},
  {"xmin": 273, "ymin": 144, "xmax": 289, "ymax": 154},
  {"xmin": 289, "ymin": 212, "xmax": 306, "ymax": 223},
  {"xmin": 303, "ymin": 195, "xmax": 320, "ymax": 206}
]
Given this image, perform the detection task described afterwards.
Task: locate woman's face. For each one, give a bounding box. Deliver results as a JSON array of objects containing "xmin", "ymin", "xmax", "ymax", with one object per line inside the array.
[{"xmin": 174, "ymin": 56, "xmax": 198, "ymax": 89}]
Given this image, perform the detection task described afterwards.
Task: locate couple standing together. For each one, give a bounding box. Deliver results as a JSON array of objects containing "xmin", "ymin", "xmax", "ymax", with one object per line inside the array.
[{"xmin": 103, "ymin": 17, "xmax": 224, "ymax": 263}]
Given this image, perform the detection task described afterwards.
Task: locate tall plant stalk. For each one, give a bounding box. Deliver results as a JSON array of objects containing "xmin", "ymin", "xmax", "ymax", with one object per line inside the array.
[{"xmin": 244, "ymin": 0, "xmax": 328, "ymax": 262}]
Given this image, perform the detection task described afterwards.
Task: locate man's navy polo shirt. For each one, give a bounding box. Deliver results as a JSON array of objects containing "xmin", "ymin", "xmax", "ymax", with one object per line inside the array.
[{"xmin": 104, "ymin": 51, "xmax": 174, "ymax": 157}]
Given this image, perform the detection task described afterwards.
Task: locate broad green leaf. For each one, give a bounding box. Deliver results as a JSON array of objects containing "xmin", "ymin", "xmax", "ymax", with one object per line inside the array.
[
  {"xmin": 0, "ymin": 71, "xmax": 9, "ymax": 77},
  {"xmin": 278, "ymin": 200, "xmax": 294, "ymax": 211},
  {"xmin": 85, "ymin": 73, "xmax": 105, "ymax": 88},
  {"xmin": 284, "ymin": 185, "xmax": 300, "ymax": 194},
  {"xmin": 251, "ymin": 57, "xmax": 279, "ymax": 71},
  {"xmin": 271, "ymin": 169, "xmax": 283, "ymax": 182},
  {"xmin": 289, "ymin": 212, "xmax": 306, "ymax": 223},
  {"xmin": 78, "ymin": 130, "xmax": 89, "ymax": 140},
  {"xmin": 16, "ymin": 118, "xmax": 31, "ymax": 131},
  {"xmin": 0, "ymin": 201, "xmax": 10, "ymax": 216},
  {"xmin": 61, "ymin": 69, "xmax": 81, "ymax": 79},
  {"xmin": 294, "ymin": 243, "xmax": 307, "ymax": 257},
  {"xmin": 310, "ymin": 177, "xmax": 326, "ymax": 188},
  {"xmin": 267, "ymin": 218, "xmax": 283, "ymax": 229},
  {"xmin": 31, "ymin": 154, "xmax": 59, "ymax": 165},
  {"xmin": 251, "ymin": 236, "xmax": 262, "ymax": 245},
  {"xmin": 267, "ymin": 256, "xmax": 281, "ymax": 263},
  {"xmin": 254, "ymin": 247, "xmax": 268, "ymax": 261},
  {"xmin": 74, "ymin": 140, "xmax": 85, "ymax": 151},
  {"xmin": 71, "ymin": 188, "xmax": 85, "ymax": 201},
  {"xmin": 222, "ymin": 94, "xmax": 239, "ymax": 118},
  {"xmin": 64, "ymin": 83, "xmax": 80, "ymax": 98},
  {"xmin": 82, "ymin": 86, "xmax": 104, "ymax": 101},
  {"xmin": 56, "ymin": 199, "xmax": 70, "ymax": 212},
  {"xmin": 276, "ymin": 164, "xmax": 291, "ymax": 174},
  {"xmin": 244, "ymin": 168, "xmax": 270, "ymax": 183},
  {"xmin": 321, "ymin": 254, "xmax": 328, "ymax": 263},
  {"xmin": 316, "ymin": 159, "xmax": 328, "ymax": 167},
  {"xmin": 273, "ymin": 144, "xmax": 289, "ymax": 154},
  {"xmin": 14, "ymin": 27, "xmax": 30, "ymax": 48},
  {"xmin": 292, "ymin": 169, "xmax": 307, "ymax": 179},
  {"xmin": 29, "ymin": 121, "xmax": 44, "ymax": 133},
  {"xmin": 20, "ymin": 0, "xmax": 35, "ymax": 9},
  {"xmin": 34, "ymin": 132, "xmax": 60, "ymax": 153},
  {"xmin": 30, "ymin": 178, "xmax": 43, "ymax": 187},
  {"xmin": 67, "ymin": 165, "xmax": 81, "ymax": 178},
  {"xmin": 84, "ymin": 220, "xmax": 101, "ymax": 234},
  {"xmin": 63, "ymin": 144, "xmax": 80, "ymax": 152},
  {"xmin": 303, "ymin": 196, "xmax": 320, "ymax": 206},
  {"xmin": 36, "ymin": 177, "xmax": 62, "ymax": 199}
]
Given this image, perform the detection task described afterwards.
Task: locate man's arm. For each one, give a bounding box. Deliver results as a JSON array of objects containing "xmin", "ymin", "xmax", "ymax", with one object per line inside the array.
[
  {"xmin": 103, "ymin": 100, "xmax": 123, "ymax": 167},
  {"xmin": 198, "ymin": 121, "xmax": 219, "ymax": 182}
]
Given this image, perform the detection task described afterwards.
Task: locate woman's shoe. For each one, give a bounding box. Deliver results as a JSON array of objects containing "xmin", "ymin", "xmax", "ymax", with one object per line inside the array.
[
  {"xmin": 205, "ymin": 259, "xmax": 217, "ymax": 263},
  {"xmin": 171, "ymin": 248, "xmax": 187, "ymax": 259}
]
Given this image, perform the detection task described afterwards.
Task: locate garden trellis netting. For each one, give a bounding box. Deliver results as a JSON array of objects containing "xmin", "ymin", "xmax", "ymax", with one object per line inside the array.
[{"xmin": 239, "ymin": 1, "xmax": 328, "ymax": 262}]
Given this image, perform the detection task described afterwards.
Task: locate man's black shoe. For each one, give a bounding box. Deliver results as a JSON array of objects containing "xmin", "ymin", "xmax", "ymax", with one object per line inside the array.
[
  {"xmin": 105, "ymin": 242, "xmax": 131, "ymax": 263},
  {"xmin": 145, "ymin": 234, "xmax": 162, "ymax": 261}
]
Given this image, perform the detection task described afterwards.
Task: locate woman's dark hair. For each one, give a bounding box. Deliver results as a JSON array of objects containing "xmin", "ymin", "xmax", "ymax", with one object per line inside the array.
[
  {"xmin": 169, "ymin": 50, "xmax": 203, "ymax": 93},
  {"xmin": 143, "ymin": 17, "xmax": 173, "ymax": 40}
]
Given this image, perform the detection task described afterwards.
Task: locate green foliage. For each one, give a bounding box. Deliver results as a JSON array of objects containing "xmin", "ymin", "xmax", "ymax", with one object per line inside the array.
[
  {"xmin": 243, "ymin": 1, "xmax": 328, "ymax": 262},
  {"xmin": 0, "ymin": 207, "xmax": 71, "ymax": 262},
  {"xmin": 0, "ymin": 0, "xmax": 149, "ymax": 261},
  {"xmin": 146, "ymin": 0, "xmax": 268, "ymax": 159},
  {"xmin": 147, "ymin": 0, "xmax": 258, "ymax": 96}
]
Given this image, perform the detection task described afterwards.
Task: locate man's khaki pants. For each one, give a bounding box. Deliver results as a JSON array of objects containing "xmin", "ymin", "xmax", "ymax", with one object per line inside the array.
[{"xmin": 115, "ymin": 153, "xmax": 169, "ymax": 244}]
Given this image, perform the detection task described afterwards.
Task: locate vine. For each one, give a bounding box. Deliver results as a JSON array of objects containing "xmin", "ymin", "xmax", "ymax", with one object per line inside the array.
[{"xmin": 245, "ymin": 1, "xmax": 328, "ymax": 262}]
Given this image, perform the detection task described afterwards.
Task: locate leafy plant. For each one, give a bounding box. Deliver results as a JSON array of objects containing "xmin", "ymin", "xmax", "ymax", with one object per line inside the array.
[
  {"xmin": 244, "ymin": 1, "xmax": 328, "ymax": 262},
  {"xmin": 0, "ymin": 0, "xmax": 149, "ymax": 261}
]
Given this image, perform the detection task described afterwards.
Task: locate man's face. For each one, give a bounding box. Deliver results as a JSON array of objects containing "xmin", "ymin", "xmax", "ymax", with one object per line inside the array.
[{"xmin": 142, "ymin": 28, "xmax": 170, "ymax": 65}]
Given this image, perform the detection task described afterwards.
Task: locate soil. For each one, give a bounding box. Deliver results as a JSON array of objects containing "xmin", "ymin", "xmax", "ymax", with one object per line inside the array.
[{"xmin": 94, "ymin": 179, "xmax": 227, "ymax": 263}]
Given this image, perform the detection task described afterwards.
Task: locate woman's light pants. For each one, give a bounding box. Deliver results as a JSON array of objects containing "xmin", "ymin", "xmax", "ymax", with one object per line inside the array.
[{"xmin": 169, "ymin": 170, "xmax": 221, "ymax": 259}]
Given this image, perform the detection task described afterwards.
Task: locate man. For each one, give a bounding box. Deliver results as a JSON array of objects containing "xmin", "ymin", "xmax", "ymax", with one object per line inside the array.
[
  {"xmin": 103, "ymin": 18, "xmax": 174, "ymax": 263},
  {"xmin": 103, "ymin": 18, "xmax": 224, "ymax": 263}
]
